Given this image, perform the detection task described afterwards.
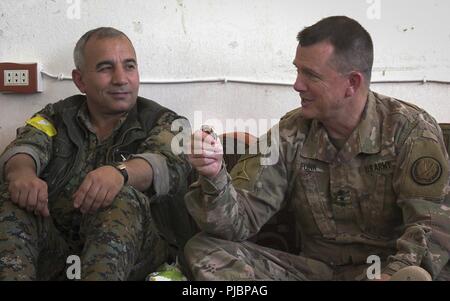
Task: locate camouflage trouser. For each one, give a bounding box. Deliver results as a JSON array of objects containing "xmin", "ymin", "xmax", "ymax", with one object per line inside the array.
[
  {"xmin": 0, "ymin": 185, "xmax": 168, "ymax": 281},
  {"xmin": 185, "ymin": 233, "xmax": 450, "ymax": 281},
  {"xmin": 185, "ymin": 232, "xmax": 384, "ymax": 281},
  {"xmin": 436, "ymin": 264, "xmax": 450, "ymax": 281}
]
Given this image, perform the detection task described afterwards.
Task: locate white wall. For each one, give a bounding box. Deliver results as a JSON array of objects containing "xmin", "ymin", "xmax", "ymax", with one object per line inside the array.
[{"xmin": 1, "ymin": 0, "xmax": 449, "ymax": 151}]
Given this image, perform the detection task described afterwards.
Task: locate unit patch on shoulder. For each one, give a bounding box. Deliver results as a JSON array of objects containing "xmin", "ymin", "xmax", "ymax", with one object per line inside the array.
[
  {"xmin": 411, "ymin": 156, "xmax": 442, "ymax": 185},
  {"xmin": 26, "ymin": 115, "xmax": 57, "ymax": 137}
]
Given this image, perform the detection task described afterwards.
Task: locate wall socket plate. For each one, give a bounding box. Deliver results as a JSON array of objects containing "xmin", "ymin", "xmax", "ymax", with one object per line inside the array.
[
  {"xmin": 4, "ymin": 69, "xmax": 29, "ymax": 86},
  {"xmin": 0, "ymin": 62, "xmax": 43, "ymax": 93}
]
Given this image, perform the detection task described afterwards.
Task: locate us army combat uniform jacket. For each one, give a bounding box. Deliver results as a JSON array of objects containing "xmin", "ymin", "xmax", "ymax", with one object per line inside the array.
[{"xmin": 186, "ymin": 91, "xmax": 450, "ymax": 278}]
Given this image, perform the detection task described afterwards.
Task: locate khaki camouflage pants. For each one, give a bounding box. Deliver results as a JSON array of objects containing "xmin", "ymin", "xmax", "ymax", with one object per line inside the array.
[
  {"xmin": 185, "ymin": 232, "xmax": 450, "ymax": 281},
  {"xmin": 185, "ymin": 232, "xmax": 371, "ymax": 280},
  {"xmin": 0, "ymin": 185, "xmax": 167, "ymax": 281}
]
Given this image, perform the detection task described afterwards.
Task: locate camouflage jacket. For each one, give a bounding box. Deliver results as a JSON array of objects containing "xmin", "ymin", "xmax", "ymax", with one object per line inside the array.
[
  {"xmin": 185, "ymin": 91, "xmax": 450, "ymax": 278},
  {"xmin": 0, "ymin": 94, "xmax": 191, "ymax": 199}
]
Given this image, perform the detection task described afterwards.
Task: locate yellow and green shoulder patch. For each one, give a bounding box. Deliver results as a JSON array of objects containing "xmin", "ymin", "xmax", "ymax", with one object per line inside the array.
[{"xmin": 26, "ymin": 115, "xmax": 57, "ymax": 137}]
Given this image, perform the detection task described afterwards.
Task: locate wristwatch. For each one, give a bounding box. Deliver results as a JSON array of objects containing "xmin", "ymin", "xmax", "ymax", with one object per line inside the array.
[{"xmin": 113, "ymin": 163, "xmax": 129, "ymax": 184}]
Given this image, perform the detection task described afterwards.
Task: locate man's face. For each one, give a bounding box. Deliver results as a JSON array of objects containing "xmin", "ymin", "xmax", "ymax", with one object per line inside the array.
[
  {"xmin": 293, "ymin": 41, "xmax": 350, "ymax": 122},
  {"xmin": 73, "ymin": 35, "xmax": 140, "ymax": 117}
]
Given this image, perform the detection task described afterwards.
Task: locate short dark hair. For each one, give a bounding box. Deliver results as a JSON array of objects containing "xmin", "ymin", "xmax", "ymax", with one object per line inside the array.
[
  {"xmin": 297, "ymin": 16, "xmax": 373, "ymax": 83},
  {"xmin": 73, "ymin": 27, "xmax": 134, "ymax": 70}
]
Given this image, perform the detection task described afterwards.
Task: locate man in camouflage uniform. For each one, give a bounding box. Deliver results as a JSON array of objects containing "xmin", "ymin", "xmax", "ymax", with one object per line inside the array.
[
  {"xmin": 184, "ymin": 16, "xmax": 450, "ymax": 280},
  {"xmin": 0, "ymin": 27, "xmax": 191, "ymax": 280}
]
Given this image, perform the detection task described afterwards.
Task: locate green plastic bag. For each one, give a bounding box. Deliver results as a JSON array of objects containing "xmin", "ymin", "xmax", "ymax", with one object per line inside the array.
[{"xmin": 146, "ymin": 263, "xmax": 187, "ymax": 281}]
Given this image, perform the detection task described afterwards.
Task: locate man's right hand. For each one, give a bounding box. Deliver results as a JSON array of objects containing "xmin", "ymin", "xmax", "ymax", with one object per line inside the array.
[
  {"xmin": 5, "ymin": 154, "xmax": 50, "ymax": 217},
  {"xmin": 188, "ymin": 129, "xmax": 224, "ymax": 179}
]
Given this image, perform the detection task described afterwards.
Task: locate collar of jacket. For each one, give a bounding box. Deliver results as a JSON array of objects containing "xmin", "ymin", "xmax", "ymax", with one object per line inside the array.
[
  {"xmin": 300, "ymin": 91, "xmax": 382, "ymax": 163},
  {"xmin": 59, "ymin": 95, "xmax": 147, "ymax": 147}
]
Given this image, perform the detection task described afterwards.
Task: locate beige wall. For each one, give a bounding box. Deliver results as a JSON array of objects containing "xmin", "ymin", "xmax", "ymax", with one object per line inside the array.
[{"xmin": 1, "ymin": 0, "xmax": 449, "ymax": 151}]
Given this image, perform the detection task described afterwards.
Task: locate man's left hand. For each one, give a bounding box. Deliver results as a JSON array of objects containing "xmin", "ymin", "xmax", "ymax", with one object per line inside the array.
[{"xmin": 73, "ymin": 166, "xmax": 124, "ymax": 214}]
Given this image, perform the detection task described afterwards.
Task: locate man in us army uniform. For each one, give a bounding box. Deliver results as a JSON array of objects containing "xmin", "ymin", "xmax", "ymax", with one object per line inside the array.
[
  {"xmin": 0, "ymin": 27, "xmax": 191, "ymax": 280},
  {"xmin": 184, "ymin": 16, "xmax": 450, "ymax": 280}
]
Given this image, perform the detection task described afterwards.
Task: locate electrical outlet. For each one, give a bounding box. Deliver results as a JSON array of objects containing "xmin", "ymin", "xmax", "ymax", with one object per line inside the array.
[
  {"xmin": 0, "ymin": 62, "xmax": 43, "ymax": 93},
  {"xmin": 4, "ymin": 70, "xmax": 29, "ymax": 86}
]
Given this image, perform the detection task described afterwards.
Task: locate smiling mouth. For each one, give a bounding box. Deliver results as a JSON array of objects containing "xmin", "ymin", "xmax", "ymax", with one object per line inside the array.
[
  {"xmin": 108, "ymin": 91, "xmax": 131, "ymax": 98},
  {"xmin": 300, "ymin": 97, "xmax": 313, "ymax": 106}
]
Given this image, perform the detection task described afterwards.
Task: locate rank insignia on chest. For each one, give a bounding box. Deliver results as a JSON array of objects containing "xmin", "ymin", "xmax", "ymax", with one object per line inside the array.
[{"xmin": 334, "ymin": 189, "xmax": 352, "ymax": 206}]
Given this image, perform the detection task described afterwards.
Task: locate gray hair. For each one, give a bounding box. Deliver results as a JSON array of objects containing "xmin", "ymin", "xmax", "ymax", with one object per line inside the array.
[{"xmin": 73, "ymin": 27, "xmax": 133, "ymax": 70}]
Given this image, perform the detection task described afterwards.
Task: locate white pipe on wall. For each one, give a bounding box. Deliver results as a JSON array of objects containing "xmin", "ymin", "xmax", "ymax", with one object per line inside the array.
[{"xmin": 41, "ymin": 71, "xmax": 450, "ymax": 86}]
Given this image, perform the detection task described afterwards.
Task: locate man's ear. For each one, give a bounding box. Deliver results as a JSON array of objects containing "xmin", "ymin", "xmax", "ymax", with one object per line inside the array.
[
  {"xmin": 72, "ymin": 69, "xmax": 86, "ymax": 93},
  {"xmin": 345, "ymin": 71, "xmax": 363, "ymax": 97}
]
